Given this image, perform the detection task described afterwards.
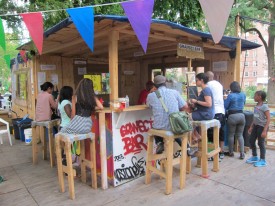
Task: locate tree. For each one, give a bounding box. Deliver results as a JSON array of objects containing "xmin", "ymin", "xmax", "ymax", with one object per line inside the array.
[{"xmin": 228, "ymin": 0, "xmax": 275, "ymax": 104}]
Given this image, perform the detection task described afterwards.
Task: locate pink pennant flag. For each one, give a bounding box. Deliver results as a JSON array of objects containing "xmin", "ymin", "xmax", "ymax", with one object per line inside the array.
[
  {"xmin": 199, "ymin": 0, "xmax": 234, "ymax": 44},
  {"xmin": 20, "ymin": 50, "xmax": 27, "ymax": 63},
  {"xmin": 121, "ymin": 0, "xmax": 154, "ymax": 53},
  {"xmin": 20, "ymin": 12, "xmax": 44, "ymax": 54}
]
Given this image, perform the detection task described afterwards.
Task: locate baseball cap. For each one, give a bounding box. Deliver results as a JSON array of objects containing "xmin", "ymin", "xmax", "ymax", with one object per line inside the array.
[{"xmin": 153, "ymin": 75, "xmax": 166, "ymax": 85}]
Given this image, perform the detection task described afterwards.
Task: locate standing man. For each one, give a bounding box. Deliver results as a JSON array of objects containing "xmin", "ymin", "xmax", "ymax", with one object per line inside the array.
[
  {"xmin": 146, "ymin": 75, "xmax": 193, "ymax": 154},
  {"xmin": 206, "ymin": 71, "xmax": 225, "ymax": 159}
]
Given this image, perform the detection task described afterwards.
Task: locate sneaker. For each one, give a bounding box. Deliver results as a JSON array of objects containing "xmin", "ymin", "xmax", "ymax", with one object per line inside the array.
[
  {"xmin": 187, "ymin": 146, "xmax": 198, "ymax": 156},
  {"xmin": 208, "ymin": 157, "xmax": 221, "ymax": 162},
  {"xmin": 228, "ymin": 152, "xmax": 234, "ymax": 157},
  {"xmin": 239, "ymin": 153, "xmax": 245, "ymax": 160},
  {"xmin": 254, "ymin": 159, "xmax": 267, "ymax": 167},
  {"xmin": 156, "ymin": 142, "xmax": 164, "ymax": 154},
  {"xmin": 219, "ymin": 152, "xmax": 225, "ymax": 159},
  {"xmin": 246, "ymin": 156, "xmax": 259, "ymax": 164}
]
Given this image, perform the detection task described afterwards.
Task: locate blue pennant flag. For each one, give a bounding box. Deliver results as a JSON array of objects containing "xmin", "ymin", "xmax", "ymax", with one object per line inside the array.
[{"xmin": 66, "ymin": 7, "xmax": 94, "ymax": 52}]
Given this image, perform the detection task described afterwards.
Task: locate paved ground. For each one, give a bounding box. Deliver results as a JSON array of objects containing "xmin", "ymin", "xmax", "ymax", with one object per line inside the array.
[{"xmin": 1, "ymin": 135, "xmax": 275, "ymax": 206}]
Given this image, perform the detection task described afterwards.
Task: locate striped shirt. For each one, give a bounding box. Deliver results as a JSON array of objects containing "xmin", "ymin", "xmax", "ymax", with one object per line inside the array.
[{"xmin": 146, "ymin": 86, "xmax": 186, "ymax": 130}]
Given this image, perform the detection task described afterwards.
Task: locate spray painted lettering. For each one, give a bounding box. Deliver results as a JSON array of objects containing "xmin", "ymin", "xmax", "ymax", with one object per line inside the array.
[
  {"xmin": 114, "ymin": 156, "xmax": 145, "ymax": 182},
  {"xmin": 114, "ymin": 154, "xmax": 125, "ymax": 162},
  {"xmin": 120, "ymin": 119, "xmax": 153, "ymax": 155}
]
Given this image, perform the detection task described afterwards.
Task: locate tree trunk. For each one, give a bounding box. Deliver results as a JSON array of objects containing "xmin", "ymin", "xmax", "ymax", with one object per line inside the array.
[{"xmin": 267, "ymin": 11, "xmax": 275, "ymax": 104}]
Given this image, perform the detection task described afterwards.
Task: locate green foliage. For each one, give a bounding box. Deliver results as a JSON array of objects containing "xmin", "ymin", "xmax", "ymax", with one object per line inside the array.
[
  {"xmin": 0, "ymin": 34, "xmax": 19, "ymax": 92},
  {"xmin": 245, "ymin": 86, "xmax": 257, "ymax": 99}
]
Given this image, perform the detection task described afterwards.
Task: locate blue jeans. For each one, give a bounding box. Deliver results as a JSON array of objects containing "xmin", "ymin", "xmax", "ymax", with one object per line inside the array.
[{"xmin": 250, "ymin": 125, "xmax": 266, "ymax": 159}]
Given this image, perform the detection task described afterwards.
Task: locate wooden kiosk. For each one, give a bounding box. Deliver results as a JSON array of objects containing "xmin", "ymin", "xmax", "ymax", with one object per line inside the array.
[{"xmin": 12, "ymin": 15, "xmax": 261, "ymax": 189}]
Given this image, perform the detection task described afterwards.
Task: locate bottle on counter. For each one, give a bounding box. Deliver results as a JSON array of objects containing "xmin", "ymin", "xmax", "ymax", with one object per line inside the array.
[
  {"xmin": 8, "ymin": 108, "xmax": 12, "ymax": 118},
  {"xmin": 125, "ymin": 95, "xmax": 129, "ymax": 108}
]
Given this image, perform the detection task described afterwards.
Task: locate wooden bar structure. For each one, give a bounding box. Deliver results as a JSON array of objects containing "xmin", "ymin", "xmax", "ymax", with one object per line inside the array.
[{"xmin": 11, "ymin": 15, "xmax": 261, "ymax": 190}]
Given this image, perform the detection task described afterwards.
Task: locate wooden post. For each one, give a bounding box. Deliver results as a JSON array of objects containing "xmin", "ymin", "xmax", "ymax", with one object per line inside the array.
[
  {"xmin": 99, "ymin": 112, "xmax": 108, "ymax": 189},
  {"xmin": 234, "ymin": 14, "xmax": 241, "ymax": 82},
  {"xmin": 188, "ymin": 58, "xmax": 192, "ymax": 72},
  {"xmin": 109, "ymin": 30, "xmax": 119, "ymax": 101}
]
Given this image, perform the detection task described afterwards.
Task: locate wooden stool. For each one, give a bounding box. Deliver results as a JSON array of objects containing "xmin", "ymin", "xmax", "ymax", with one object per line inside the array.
[
  {"xmin": 55, "ymin": 132, "xmax": 97, "ymax": 200},
  {"xmin": 187, "ymin": 119, "xmax": 220, "ymax": 178},
  {"xmin": 145, "ymin": 129, "xmax": 189, "ymax": 195},
  {"xmin": 32, "ymin": 119, "xmax": 60, "ymax": 167}
]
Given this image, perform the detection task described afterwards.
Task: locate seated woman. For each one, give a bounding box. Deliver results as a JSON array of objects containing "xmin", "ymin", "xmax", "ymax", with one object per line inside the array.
[
  {"xmin": 224, "ymin": 81, "xmax": 246, "ymax": 159},
  {"xmin": 189, "ymin": 73, "xmax": 215, "ymax": 143}
]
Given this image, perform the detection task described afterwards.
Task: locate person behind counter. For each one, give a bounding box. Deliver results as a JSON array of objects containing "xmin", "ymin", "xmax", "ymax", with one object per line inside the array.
[
  {"xmin": 138, "ymin": 81, "xmax": 156, "ymax": 105},
  {"xmin": 60, "ymin": 78, "xmax": 103, "ymax": 134},
  {"xmin": 224, "ymin": 81, "xmax": 246, "ymax": 160},
  {"xmin": 36, "ymin": 82, "xmax": 58, "ymax": 121}
]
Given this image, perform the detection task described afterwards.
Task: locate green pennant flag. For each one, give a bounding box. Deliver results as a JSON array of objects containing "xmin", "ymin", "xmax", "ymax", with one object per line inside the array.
[
  {"xmin": 0, "ymin": 18, "xmax": 6, "ymax": 51},
  {"xmin": 4, "ymin": 54, "xmax": 10, "ymax": 68}
]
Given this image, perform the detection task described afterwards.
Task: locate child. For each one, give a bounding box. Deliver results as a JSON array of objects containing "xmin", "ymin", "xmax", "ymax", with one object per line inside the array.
[
  {"xmin": 246, "ymin": 91, "xmax": 270, "ymax": 167},
  {"xmin": 61, "ymin": 78, "xmax": 103, "ymax": 134},
  {"xmin": 58, "ymin": 86, "xmax": 73, "ymax": 130}
]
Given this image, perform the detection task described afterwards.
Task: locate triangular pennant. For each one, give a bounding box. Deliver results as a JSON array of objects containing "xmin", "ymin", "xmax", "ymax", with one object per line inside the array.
[
  {"xmin": 20, "ymin": 50, "xmax": 27, "ymax": 63},
  {"xmin": 20, "ymin": 12, "xmax": 44, "ymax": 54},
  {"xmin": 199, "ymin": 0, "xmax": 234, "ymax": 43},
  {"xmin": 66, "ymin": 7, "xmax": 94, "ymax": 52},
  {"xmin": 4, "ymin": 55, "xmax": 10, "ymax": 68},
  {"xmin": 0, "ymin": 17, "xmax": 6, "ymax": 51},
  {"xmin": 121, "ymin": 0, "xmax": 154, "ymax": 53}
]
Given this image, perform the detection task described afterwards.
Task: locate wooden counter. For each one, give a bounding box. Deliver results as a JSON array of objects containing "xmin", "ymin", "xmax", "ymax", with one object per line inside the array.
[{"xmin": 96, "ymin": 105, "xmax": 151, "ymax": 189}]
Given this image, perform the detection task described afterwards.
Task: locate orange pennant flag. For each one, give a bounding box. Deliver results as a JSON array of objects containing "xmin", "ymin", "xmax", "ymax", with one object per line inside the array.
[
  {"xmin": 199, "ymin": 0, "xmax": 234, "ymax": 44},
  {"xmin": 20, "ymin": 12, "xmax": 44, "ymax": 54}
]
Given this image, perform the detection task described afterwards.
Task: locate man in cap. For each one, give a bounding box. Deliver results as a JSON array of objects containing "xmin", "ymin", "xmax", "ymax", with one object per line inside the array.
[
  {"xmin": 206, "ymin": 71, "xmax": 225, "ymax": 159},
  {"xmin": 147, "ymin": 75, "xmax": 194, "ymax": 154}
]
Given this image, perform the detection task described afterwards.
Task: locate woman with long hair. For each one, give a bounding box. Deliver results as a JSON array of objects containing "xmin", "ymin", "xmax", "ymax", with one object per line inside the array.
[
  {"xmin": 58, "ymin": 86, "xmax": 73, "ymax": 129},
  {"xmin": 60, "ymin": 78, "xmax": 103, "ymax": 134}
]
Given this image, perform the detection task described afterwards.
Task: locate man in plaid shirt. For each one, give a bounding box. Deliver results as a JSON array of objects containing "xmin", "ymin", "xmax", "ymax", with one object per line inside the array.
[{"xmin": 147, "ymin": 75, "xmax": 192, "ymax": 154}]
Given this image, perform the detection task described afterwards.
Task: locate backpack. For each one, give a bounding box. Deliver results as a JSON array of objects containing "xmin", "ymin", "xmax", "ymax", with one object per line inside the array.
[{"xmin": 155, "ymin": 90, "xmax": 192, "ymax": 134}]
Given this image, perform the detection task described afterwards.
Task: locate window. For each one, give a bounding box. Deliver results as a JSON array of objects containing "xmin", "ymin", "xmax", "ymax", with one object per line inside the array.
[
  {"xmin": 253, "ymin": 39, "xmax": 258, "ymax": 43},
  {"xmin": 252, "ymin": 31, "xmax": 257, "ymax": 35},
  {"xmin": 245, "ymin": 32, "xmax": 250, "ymax": 37},
  {"xmin": 16, "ymin": 72, "xmax": 27, "ymax": 100},
  {"xmin": 253, "ymin": 61, "xmax": 258, "ymax": 67},
  {"xmin": 244, "ymin": 82, "xmax": 249, "ymax": 87},
  {"xmin": 244, "ymin": 62, "xmax": 249, "ymax": 67},
  {"xmin": 253, "ymin": 50, "xmax": 257, "ymax": 57},
  {"xmin": 253, "ymin": 71, "xmax": 257, "ymax": 77},
  {"xmin": 244, "ymin": 71, "xmax": 249, "ymax": 77},
  {"xmin": 245, "ymin": 51, "xmax": 249, "ymax": 57}
]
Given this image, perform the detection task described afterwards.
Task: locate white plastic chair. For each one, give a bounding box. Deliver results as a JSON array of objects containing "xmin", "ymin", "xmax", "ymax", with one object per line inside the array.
[{"xmin": 0, "ymin": 118, "xmax": 12, "ymax": 146}]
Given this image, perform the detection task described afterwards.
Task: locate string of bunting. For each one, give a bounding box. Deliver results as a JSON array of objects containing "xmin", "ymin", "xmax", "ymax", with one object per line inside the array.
[{"xmin": 0, "ymin": 0, "xmax": 233, "ymax": 68}]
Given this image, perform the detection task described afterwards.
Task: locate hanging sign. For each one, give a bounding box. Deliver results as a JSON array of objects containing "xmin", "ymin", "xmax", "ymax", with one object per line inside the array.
[
  {"xmin": 177, "ymin": 42, "xmax": 204, "ymax": 59},
  {"xmin": 40, "ymin": 64, "xmax": 56, "ymax": 71}
]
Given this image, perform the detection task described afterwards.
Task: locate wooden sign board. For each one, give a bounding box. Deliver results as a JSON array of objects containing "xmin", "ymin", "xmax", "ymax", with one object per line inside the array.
[{"xmin": 177, "ymin": 42, "xmax": 205, "ymax": 59}]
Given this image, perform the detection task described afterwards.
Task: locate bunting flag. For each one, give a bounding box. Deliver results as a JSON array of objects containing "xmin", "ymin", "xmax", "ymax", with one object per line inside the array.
[
  {"xmin": 199, "ymin": 0, "xmax": 234, "ymax": 43},
  {"xmin": 121, "ymin": 0, "xmax": 154, "ymax": 53},
  {"xmin": 20, "ymin": 50, "xmax": 27, "ymax": 63},
  {"xmin": 66, "ymin": 7, "xmax": 94, "ymax": 52},
  {"xmin": 20, "ymin": 12, "xmax": 44, "ymax": 54},
  {"xmin": 4, "ymin": 55, "xmax": 10, "ymax": 68},
  {"xmin": 0, "ymin": 17, "xmax": 6, "ymax": 51}
]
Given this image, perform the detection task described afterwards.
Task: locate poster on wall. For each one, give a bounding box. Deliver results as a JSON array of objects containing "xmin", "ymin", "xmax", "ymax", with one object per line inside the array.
[
  {"xmin": 51, "ymin": 74, "xmax": 58, "ymax": 85},
  {"xmin": 213, "ymin": 61, "xmax": 228, "ymax": 72},
  {"xmin": 112, "ymin": 109, "xmax": 153, "ymax": 186},
  {"xmin": 84, "ymin": 74, "xmax": 101, "ymax": 93},
  {"xmin": 37, "ymin": 72, "xmax": 46, "ymax": 92}
]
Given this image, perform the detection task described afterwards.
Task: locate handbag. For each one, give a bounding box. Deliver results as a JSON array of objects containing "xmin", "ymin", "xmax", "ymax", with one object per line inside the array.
[{"xmin": 155, "ymin": 90, "xmax": 192, "ymax": 134}]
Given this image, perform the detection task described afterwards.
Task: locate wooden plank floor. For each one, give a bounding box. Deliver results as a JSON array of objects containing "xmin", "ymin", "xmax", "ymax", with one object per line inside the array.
[{"xmin": 1, "ymin": 135, "xmax": 275, "ymax": 206}]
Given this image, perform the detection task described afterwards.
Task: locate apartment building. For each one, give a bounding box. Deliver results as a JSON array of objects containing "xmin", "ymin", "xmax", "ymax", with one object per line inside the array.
[{"xmin": 240, "ymin": 22, "xmax": 269, "ymax": 89}]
